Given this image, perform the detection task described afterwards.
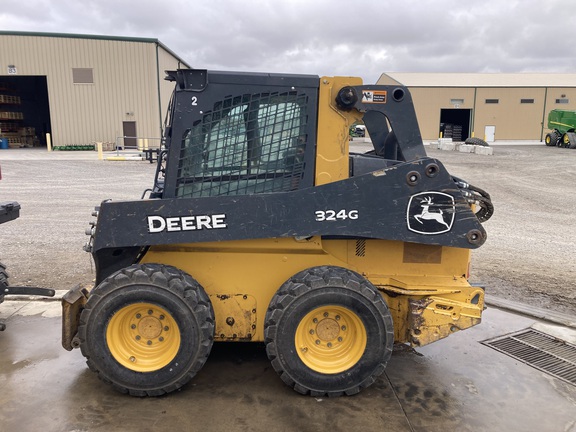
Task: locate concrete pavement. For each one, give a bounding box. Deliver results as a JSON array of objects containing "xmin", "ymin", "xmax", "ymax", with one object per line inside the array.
[{"xmin": 1, "ymin": 297, "xmax": 575, "ymax": 432}]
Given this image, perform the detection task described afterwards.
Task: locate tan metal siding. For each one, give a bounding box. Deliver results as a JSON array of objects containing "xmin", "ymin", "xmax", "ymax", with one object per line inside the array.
[
  {"xmin": 473, "ymin": 88, "xmax": 546, "ymax": 140},
  {"xmin": 409, "ymin": 88, "xmax": 475, "ymax": 140},
  {"xmin": 0, "ymin": 34, "xmax": 184, "ymax": 146}
]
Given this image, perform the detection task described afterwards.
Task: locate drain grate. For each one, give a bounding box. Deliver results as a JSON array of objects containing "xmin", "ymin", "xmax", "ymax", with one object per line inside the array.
[{"xmin": 482, "ymin": 328, "xmax": 576, "ymax": 386}]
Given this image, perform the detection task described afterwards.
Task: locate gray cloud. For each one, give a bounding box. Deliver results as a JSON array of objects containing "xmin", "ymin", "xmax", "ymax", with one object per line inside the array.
[{"xmin": 1, "ymin": 0, "xmax": 575, "ymax": 83}]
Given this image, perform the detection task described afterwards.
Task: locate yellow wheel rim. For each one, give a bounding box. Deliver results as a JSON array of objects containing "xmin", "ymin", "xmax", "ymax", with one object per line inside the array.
[
  {"xmin": 295, "ymin": 305, "xmax": 367, "ymax": 374},
  {"xmin": 106, "ymin": 302, "xmax": 181, "ymax": 372},
  {"xmin": 564, "ymin": 134, "xmax": 570, "ymax": 144}
]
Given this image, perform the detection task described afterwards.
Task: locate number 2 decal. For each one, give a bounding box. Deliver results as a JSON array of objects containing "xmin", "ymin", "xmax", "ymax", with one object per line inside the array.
[
  {"xmin": 315, "ymin": 210, "xmax": 359, "ymax": 221},
  {"xmin": 191, "ymin": 96, "xmax": 198, "ymax": 106}
]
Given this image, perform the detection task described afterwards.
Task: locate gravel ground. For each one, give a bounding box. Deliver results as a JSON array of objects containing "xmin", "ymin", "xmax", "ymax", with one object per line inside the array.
[
  {"xmin": 0, "ymin": 144, "xmax": 575, "ymax": 315},
  {"xmin": 427, "ymin": 144, "xmax": 576, "ymax": 316}
]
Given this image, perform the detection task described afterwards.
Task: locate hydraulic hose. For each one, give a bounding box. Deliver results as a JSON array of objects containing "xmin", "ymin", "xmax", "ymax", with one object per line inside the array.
[{"xmin": 452, "ymin": 176, "xmax": 494, "ymax": 223}]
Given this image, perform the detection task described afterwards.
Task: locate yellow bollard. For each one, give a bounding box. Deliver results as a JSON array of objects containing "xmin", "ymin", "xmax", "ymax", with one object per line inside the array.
[
  {"xmin": 97, "ymin": 142, "xmax": 103, "ymax": 160},
  {"xmin": 46, "ymin": 133, "xmax": 52, "ymax": 152}
]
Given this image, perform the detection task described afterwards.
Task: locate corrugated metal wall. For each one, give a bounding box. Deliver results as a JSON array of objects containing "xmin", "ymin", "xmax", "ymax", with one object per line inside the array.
[
  {"xmin": 0, "ymin": 34, "xmax": 185, "ymax": 146},
  {"xmin": 409, "ymin": 87, "xmax": 475, "ymax": 139},
  {"xmin": 378, "ymin": 74, "xmax": 576, "ymax": 141},
  {"xmin": 406, "ymin": 86, "xmax": 556, "ymax": 141},
  {"xmin": 474, "ymin": 88, "xmax": 546, "ymax": 140}
]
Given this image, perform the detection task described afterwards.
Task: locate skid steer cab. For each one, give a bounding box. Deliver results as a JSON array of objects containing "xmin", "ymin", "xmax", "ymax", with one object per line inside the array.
[{"xmin": 62, "ymin": 69, "xmax": 493, "ymax": 397}]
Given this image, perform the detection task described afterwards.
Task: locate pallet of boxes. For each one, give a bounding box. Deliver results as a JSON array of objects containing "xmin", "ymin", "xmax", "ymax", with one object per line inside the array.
[{"xmin": 0, "ymin": 94, "xmax": 39, "ymax": 148}]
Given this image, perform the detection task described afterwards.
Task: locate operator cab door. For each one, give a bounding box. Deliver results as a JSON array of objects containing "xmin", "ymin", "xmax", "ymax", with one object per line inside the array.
[{"xmin": 162, "ymin": 71, "xmax": 319, "ymax": 199}]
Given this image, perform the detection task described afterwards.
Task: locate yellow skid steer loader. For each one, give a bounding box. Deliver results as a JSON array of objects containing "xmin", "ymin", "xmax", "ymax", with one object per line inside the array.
[{"xmin": 62, "ymin": 69, "xmax": 493, "ymax": 397}]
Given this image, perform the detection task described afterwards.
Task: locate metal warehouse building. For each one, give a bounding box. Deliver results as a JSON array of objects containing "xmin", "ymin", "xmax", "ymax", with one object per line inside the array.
[
  {"xmin": 0, "ymin": 31, "xmax": 189, "ymax": 149},
  {"xmin": 378, "ymin": 73, "xmax": 576, "ymax": 142}
]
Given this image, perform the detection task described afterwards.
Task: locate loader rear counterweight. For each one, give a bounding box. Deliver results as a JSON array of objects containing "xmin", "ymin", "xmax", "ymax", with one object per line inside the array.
[{"xmin": 63, "ymin": 69, "xmax": 493, "ymax": 396}]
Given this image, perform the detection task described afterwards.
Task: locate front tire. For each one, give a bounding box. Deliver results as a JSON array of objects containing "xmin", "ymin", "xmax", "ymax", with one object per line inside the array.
[
  {"xmin": 545, "ymin": 131, "xmax": 559, "ymax": 146},
  {"xmin": 78, "ymin": 264, "xmax": 214, "ymax": 396},
  {"xmin": 264, "ymin": 266, "xmax": 394, "ymax": 397}
]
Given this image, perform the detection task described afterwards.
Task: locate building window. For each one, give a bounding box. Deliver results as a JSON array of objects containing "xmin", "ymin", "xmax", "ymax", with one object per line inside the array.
[
  {"xmin": 520, "ymin": 99, "xmax": 534, "ymax": 104},
  {"xmin": 450, "ymin": 98, "xmax": 464, "ymax": 105},
  {"xmin": 556, "ymin": 98, "xmax": 569, "ymax": 104},
  {"xmin": 72, "ymin": 68, "xmax": 94, "ymax": 84},
  {"xmin": 485, "ymin": 99, "xmax": 499, "ymax": 104}
]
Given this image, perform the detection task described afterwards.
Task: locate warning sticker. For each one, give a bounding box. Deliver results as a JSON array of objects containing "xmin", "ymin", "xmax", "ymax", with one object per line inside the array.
[{"xmin": 361, "ymin": 90, "xmax": 387, "ymax": 104}]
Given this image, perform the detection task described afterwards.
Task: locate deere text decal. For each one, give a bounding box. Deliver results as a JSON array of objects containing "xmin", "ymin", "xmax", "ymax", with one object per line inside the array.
[{"xmin": 148, "ymin": 214, "xmax": 227, "ymax": 233}]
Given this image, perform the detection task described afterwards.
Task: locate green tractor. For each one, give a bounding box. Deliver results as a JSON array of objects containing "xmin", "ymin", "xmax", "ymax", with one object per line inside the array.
[{"xmin": 545, "ymin": 109, "xmax": 576, "ymax": 148}]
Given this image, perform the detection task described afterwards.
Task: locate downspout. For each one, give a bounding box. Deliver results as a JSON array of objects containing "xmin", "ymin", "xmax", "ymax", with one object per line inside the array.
[
  {"xmin": 155, "ymin": 42, "xmax": 164, "ymax": 139},
  {"xmin": 540, "ymin": 87, "xmax": 548, "ymax": 142},
  {"xmin": 472, "ymin": 87, "xmax": 477, "ymax": 137}
]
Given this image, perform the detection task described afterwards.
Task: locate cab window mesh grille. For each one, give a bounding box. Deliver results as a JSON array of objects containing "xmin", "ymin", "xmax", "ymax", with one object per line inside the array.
[{"xmin": 176, "ymin": 92, "xmax": 308, "ymax": 198}]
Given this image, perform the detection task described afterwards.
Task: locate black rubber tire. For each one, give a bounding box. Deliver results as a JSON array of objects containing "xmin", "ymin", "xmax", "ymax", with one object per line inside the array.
[
  {"xmin": 0, "ymin": 262, "xmax": 7, "ymax": 304},
  {"xmin": 561, "ymin": 133, "xmax": 570, "ymax": 148},
  {"xmin": 545, "ymin": 131, "xmax": 559, "ymax": 147},
  {"xmin": 78, "ymin": 263, "xmax": 214, "ymax": 396},
  {"xmin": 264, "ymin": 266, "xmax": 394, "ymax": 397},
  {"xmin": 464, "ymin": 137, "xmax": 489, "ymax": 147}
]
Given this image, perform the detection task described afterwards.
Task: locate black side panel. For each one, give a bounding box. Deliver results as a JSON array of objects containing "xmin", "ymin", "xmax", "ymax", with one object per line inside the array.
[
  {"xmin": 92, "ymin": 158, "xmax": 486, "ymax": 253},
  {"xmin": 93, "ymin": 247, "xmax": 143, "ymax": 285}
]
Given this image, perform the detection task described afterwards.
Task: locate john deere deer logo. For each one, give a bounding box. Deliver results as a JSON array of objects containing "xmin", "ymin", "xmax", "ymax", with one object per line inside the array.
[{"xmin": 407, "ymin": 192, "xmax": 455, "ymax": 235}]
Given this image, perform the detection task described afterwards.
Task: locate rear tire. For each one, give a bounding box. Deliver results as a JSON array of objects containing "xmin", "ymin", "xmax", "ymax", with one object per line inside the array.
[
  {"xmin": 0, "ymin": 262, "xmax": 8, "ymax": 304},
  {"xmin": 561, "ymin": 133, "xmax": 571, "ymax": 148},
  {"xmin": 264, "ymin": 266, "xmax": 394, "ymax": 397},
  {"xmin": 78, "ymin": 263, "xmax": 214, "ymax": 396}
]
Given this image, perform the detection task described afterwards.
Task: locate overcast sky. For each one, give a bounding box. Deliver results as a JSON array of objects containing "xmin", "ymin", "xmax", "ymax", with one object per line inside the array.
[{"xmin": 1, "ymin": 0, "xmax": 575, "ymax": 83}]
